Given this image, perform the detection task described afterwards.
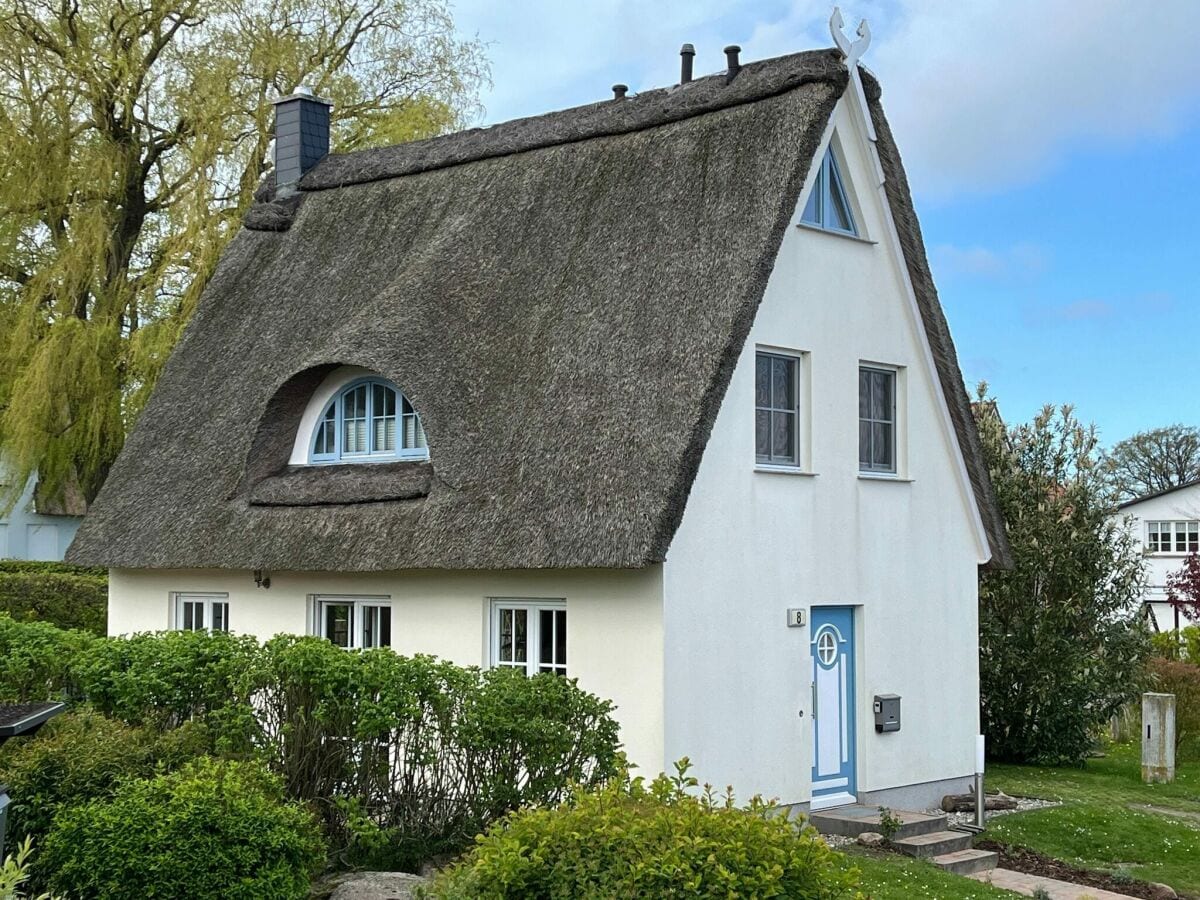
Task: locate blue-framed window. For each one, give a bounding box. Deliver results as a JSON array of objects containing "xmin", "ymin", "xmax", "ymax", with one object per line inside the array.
[
  {"xmin": 800, "ymin": 146, "xmax": 858, "ymax": 236},
  {"xmin": 310, "ymin": 378, "xmax": 428, "ymax": 463}
]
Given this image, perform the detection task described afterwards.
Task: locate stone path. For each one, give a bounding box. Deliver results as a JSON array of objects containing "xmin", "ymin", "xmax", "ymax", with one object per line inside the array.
[{"xmin": 971, "ymin": 867, "xmax": 1144, "ymax": 899}]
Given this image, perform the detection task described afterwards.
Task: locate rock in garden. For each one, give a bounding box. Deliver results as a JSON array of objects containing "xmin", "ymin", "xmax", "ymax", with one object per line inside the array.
[
  {"xmin": 1149, "ymin": 884, "xmax": 1178, "ymax": 900},
  {"xmin": 329, "ymin": 872, "xmax": 429, "ymax": 900},
  {"xmin": 857, "ymin": 831, "xmax": 885, "ymax": 847}
]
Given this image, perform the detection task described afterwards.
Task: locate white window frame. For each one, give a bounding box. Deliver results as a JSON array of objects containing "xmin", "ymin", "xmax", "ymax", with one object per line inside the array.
[
  {"xmin": 312, "ymin": 595, "xmax": 393, "ymax": 650},
  {"xmin": 172, "ymin": 592, "xmax": 230, "ymax": 633},
  {"xmin": 1146, "ymin": 520, "xmax": 1200, "ymax": 555},
  {"xmin": 489, "ymin": 599, "xmax": 567, "ymax": 677}
]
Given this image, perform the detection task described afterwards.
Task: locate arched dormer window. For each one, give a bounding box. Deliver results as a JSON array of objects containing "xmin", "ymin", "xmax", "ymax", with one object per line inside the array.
[{"xmin": 310, "ymin": 378, "xmax": 428, "ymax": 463}]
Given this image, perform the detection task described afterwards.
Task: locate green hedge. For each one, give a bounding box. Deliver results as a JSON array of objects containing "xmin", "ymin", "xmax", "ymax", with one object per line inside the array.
[
  {"xmin": 1147, "ymin": 657, "xmax": 1200, "ymax": 761},
  {"xmin": 41, "ymin": 758, "xmax": 324, "ymax": 900},
  {"xmin": 429, "ymin": 761, "xmax": 860, "ymax": 899},
  {"xmin": 0, "ymin": 615, "xmax": 96, "ymax": 702},
  {"xmin": 0, "ymin": 564, "xmax": 107, "ymax": 635}
]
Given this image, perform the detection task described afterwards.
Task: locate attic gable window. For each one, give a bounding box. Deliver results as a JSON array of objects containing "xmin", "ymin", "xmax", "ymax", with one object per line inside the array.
[
  {"xmin": 310, "ymin": 378, "xmax": 428, "ymax": 463},
  {"xmin": 800, "ymin": 145, "xmax": 858, "ymax": 236}
]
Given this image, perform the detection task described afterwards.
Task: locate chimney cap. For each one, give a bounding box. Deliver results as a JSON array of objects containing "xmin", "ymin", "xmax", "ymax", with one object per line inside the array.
[
  {"xmin": 612, "ymin": 84, "xmax": 629, "ymax": 99},
  {"xmin": 273, "ymin": 86, "xmax": 333, "ymax": 107},
  {"xmin": 723, "ymin": 44, "xmax": 741, "ymax": 54},
  {"xmin": 680, "ymin": 42, "xmax": 696, "ymax": 55}
]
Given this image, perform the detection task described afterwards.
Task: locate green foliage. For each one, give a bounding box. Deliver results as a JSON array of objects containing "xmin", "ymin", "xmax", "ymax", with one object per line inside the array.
[
  {"xmin": 875, "ymin": 806, "xmax": 901, "ymax": 843},
  {"xmin": 0, "ymin": 838, "xmax": 58, "ymax": 900},
  {"xmin": 0, "ymin": 0, "xmax": 489, "ymax": 508},
  {"xmin": 428, "ymin": 759, "xmax": 860, "ymax": 899},
  {"xmin": 1148, "ymin": 626, "xmax": 1200, "ymax": 662},
  {"xmin": 0, "ymin": 569, "xmax": 106, "ymax": 635},
  {"xmin": 73, "ymin": 628, "xmax": 260, "ymax": 731},
  {"xmin": 0, "ymin": 561, "xmax": 104, "ymax": 578},
  {"xmin": 1146, "ymin": 657, "xmax": 1200, "ymax": 761},
  {"xmin": 250, "ymin": 636, "xmax": 621, "ymax": 869},
  {"xmin": 973, "ymin": 390, "xmax": 1151, "ymax": 764},
  {"xmin": 0, "ymin": 710, "xmax": 209, "ymax": 855},
  {"xmin": 1104, "ymin": 424, "xmax": 1200, "ymax": 502},
  {"xmin": 40, "ymin": 758, "xmax": 324, "ymax": 900},
  {"xmin": 0, "ymin": 614, "xmax": 95, "ymax": 702}
]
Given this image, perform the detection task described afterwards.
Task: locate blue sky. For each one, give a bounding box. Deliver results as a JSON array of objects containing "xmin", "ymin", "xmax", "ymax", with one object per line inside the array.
[{"xmin": 451, "ymin": 0, "xmax": 1200, "ymax": 444}]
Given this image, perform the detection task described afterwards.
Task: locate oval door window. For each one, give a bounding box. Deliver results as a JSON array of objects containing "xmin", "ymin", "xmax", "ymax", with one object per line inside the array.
[{"xmin": 815, "ymin": 627, "xmax": 839, "ymax": 667}]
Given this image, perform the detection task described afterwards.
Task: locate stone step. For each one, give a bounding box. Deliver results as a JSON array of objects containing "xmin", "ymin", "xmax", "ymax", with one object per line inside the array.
[
  {"xmin": 807, "ymin": 805, "xmax": 948, "ymax": 840},
  {"xmin": 893, "ymin": 829, "xmax": 975, "ymax": 859},
  {"xmin": 932, "ymin": 848, "xmax": 999, "ymax": 877}
]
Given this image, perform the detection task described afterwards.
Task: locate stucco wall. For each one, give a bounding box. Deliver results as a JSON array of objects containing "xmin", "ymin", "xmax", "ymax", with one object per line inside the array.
[
  {"xmin": 109, "ymin": 566, "xmax": 665, "ymax": 771},
  {"xmin": 1116, "ymin": 484, "xmax": 1200, "ymax": 629},
  {"xmin": 0, "ymin": 466, "xmax": 83, "ymax": 561},
  {"xmin": 662, "ymin": 97, "xmax": 986, "ymax": 805}
]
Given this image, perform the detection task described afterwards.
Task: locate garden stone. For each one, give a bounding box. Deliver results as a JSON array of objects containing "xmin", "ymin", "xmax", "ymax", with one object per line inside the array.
[
  {"xmin": 1149, "ymin": 884, "xmax": 1178, "ymax": 899},
  {"xmin": 857, "ymin": 831, "xmax": 885, "ymax": 847},
  {"xmin": 328, "ymin": 872, "xmax": 429, "ymax": 900}
]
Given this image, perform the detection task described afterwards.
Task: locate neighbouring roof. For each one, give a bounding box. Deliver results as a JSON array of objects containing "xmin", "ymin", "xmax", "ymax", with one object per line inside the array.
[
  {"xmin": 1118, "ymin": 477, "xmax": 1200, "ymax": 510},
  {"xmin": 68, "ymin": 47, "xmax": 1012, "ymax": 572}
]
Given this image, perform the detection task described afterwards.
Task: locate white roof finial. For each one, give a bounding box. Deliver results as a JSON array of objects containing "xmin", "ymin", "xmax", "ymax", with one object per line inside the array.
[{"xmin": 829, "ymin": 7, "xmax": 876, "ymax": 142}]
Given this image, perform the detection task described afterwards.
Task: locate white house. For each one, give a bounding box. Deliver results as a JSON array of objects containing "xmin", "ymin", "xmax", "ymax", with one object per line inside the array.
[
  {"xmin": 1, "ymin": 461, "xmax": 85, "ymax": 561},
  {"xmin": 69, "ymin": 39, "xmax": 1011, "ymax": 811},
  {"xmin": 1116, "ymin": 480, "xmax": 1200, "ymax": 631}
]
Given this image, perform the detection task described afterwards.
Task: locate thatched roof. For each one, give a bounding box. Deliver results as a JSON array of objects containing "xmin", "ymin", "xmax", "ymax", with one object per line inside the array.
[{"xmin": 68, "ymin": 47, "xmax": 1011, "ymax": 571}]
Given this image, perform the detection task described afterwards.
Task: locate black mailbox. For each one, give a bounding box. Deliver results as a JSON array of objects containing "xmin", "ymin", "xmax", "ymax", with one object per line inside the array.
[{"xmin": 873, "ymin": 694, "xmax": 901, "ymax": 733}]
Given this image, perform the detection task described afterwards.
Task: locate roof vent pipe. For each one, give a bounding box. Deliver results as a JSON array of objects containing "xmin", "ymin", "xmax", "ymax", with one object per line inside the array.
[
  {"xmin": 612, "ymin": 83, "xmax": 628, "ymax": 100},
  {"xmin": 680, "ymin": 43, "xmax": 695, "ymax": 83},
  {"xmin": 724, "ymin": 45, "xmax": 742, "ymax": 82},
  {"xmin": 271, "ymin": 86, "xmax": 333, "ymax": 196}
]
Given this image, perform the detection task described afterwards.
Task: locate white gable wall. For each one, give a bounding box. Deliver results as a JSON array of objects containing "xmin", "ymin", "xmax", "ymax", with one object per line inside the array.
[
  {"xmin": 1114, "ymin": 484, "xmax": 1200, "ymax": 630},
  {"xmin": 661, "ymin": 97, "xmax": 987, "ymax": 806}
]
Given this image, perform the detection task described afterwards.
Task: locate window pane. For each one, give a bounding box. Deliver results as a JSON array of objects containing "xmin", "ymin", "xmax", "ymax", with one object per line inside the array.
[
  {"xmin": 555, "ymin": 610, "xmax": 566, "ymax": 669},
  {"xmin": 378, "ymin": 607, "xmax": 391, "ymax": 648},
  {"xmin": 513, "ymin": 610, "xmax": 527, "ymax": 663},
  {"xmin": 212, "ymin": 603, "xmax": 228, "ymax": 633},
  {"xmin": 772, "ymin": 357, "xmax": 794, "ymax": 409},
  {"xmin": 858, "ymin": 370, "xmax": 870, "ymax": 418},
  {"xmin": 755, "ymin": 354, "xmax": 771, "ymax": 406},
  {"xmin": 499, "ymin": 609, "xmax": 513, "ymax": 662},
  {"xmin": 755, "ymin": 410, "xmax": 771, "ymax": 460},
  {"xmin": 870, "ymin": 371, "xmax": 892, "ymax": 421},
  {"xmin": 325, "ymin": 604, "xmax": 352, "ymax": 648},
  {"xmin": 182, "ymin": 601, "xmax": 196, "ymax": 631},
  {"xmin": 404, "ymin": 415, "xmax": 418, "ymax": 449},
  {"xmin": 801, "ymin": 167, "xmax": 823, "ymax": 224},
  {"xmin": 872, "ymin": 422, "xmax": 893, "ymax": 470},
  {"xmin": 539, "ymin": 609, "xmax": 554, "ymax": 665},
  {"xmin": 363, "ymin": 605, "xmax": 378, "ymax": 648},
  {"xmin": 415, "ymin": 420, "xmax": 427, "ymax": 449},
  {"xmin": 827, "ymin": 164, "xmax": 854, "ymax": 232},
  {"xmin": 772, "ymin": 411, "xmax": 795, "ymax": 462},
  {"xmin": 859, "ymin": 420, "xmax": 872, "ymax": 468}
]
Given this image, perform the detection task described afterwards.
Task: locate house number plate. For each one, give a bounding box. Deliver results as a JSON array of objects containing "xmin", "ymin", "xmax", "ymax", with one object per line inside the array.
[{"xmin": 786, "ymin": 608, "xmax": 806, "ymax": 627}]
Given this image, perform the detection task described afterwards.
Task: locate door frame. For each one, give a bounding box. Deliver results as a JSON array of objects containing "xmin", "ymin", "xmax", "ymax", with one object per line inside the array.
[{"xmin": 809, "ymin": 605, "xmax": 858, "ymax": 810}]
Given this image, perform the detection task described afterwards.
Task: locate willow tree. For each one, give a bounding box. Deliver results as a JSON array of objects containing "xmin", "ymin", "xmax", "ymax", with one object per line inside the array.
[{"xmin": 0, "ymin": 0, "xmax": 487, "ymax": 507}]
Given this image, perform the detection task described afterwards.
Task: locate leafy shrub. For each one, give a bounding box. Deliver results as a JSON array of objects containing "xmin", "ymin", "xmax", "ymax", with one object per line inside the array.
[
  {"xmin": 250, "ymin": 636, "xmax": 621, "ymax": 869},
  {"xmin": 1, "ymin": 838, "xmax": 57, "ymax": 900},
  {"xmin": 1150, "ymin": 626, "xmax": 1200, "ymax": 662},
  {"xmin": 0, "ymin": 561, "xmax": 105, "ymax": 578},
  {"xmin": 0, "ymin": 567, "xmax": 107, "ymax": 635},
  {"xmin": 40, "ymin": 758, "xmax": 324, "ymax": 900},
  {"xmin": 73, "ymin": 628, "xmax": 260, "ymax": 731},
  {"xmin": 0, "ymin": 615, "xmax": 95, "ymax": 702},
  {"xmin": 428, "ymin": 760, "xmax": 859, "ymax": 899},
  {"xmin": 1146, "ymin": 656, "xmax": 1200, "ymax": 761},
  {"xmin": 0, "ymin": 710, "xmax": 209, "ymax": 853}
]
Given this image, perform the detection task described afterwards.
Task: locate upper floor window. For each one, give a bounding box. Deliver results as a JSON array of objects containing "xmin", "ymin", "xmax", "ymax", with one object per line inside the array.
[
  {"xmin": 800, "ymin": 146, "xmax": 858, "ymax": 236},
  {"xmin": 859, "ymin": 366, "xmax": 896, "ymax": 474},
  {"xmin": 311, "ymin": 378, "xmax": 427, "ymax": 463},
  {"xmin": 755, "ymin": 351, "xmax": 800, "ymax": 467},
  {"xmin": 1147, "ymin": 521, "xmax": 1199, "ymax": 554}
]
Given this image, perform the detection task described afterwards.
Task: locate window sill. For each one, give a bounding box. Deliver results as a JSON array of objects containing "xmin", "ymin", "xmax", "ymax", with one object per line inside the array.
[
  {"xmin": 795, "ymin": 222, "xmax": 877, "ymax": 245},
  {"xmin": 754, "ymin": 465, "xmax": 818, "ymax": 477},
  {"xmin": 857, "ymin": 473, "xmax": 913, "ymax": 483}
]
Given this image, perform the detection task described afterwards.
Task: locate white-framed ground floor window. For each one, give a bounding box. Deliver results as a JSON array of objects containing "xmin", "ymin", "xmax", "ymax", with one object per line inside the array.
[
  {"xmin": 490, "ymin": 599, "xmax": 566, "ymax": 676},
  {"xmin": 313, "ymin": 595, "xmax": 392, "ymax": 649},
  {"xmin": 174, "ymin": 592, "xmax": 230, "ymax": 633}
]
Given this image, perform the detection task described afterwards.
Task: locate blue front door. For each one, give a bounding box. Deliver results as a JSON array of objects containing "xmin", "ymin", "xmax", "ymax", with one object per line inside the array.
[{"xmin": 811, "ymin": 606, "xmax": 856, "ymax": 808}]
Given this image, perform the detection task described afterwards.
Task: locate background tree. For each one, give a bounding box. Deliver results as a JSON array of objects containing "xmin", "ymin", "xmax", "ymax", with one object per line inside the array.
[
  {"xmin": 1105, "ymin": 424, "xmax": 1200, "ymax": 502},
  {"xmin": 0, "ymin": 0, "xmax": 488, "ymax": 508},
  {"xmin": 1166, "ymin": 553, "xmax": 1200, "ymax": 623},
  {"xmin": 974, "ymin": 386, "xmax": 1150, "ymax": 765}
]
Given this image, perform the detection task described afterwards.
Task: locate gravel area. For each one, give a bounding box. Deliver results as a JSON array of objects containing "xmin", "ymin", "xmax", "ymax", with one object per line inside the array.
[{"xmin": 931, "ymin": 795, "xmax": 1063, "ymax": 828}]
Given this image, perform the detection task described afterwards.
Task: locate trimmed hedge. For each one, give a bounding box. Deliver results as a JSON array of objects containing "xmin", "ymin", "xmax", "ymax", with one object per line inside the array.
[
  {"xmin": 0, "ymin": 561, "xmax": 107, "ymax": 636},
  {"xmin": 0, "ymin": 615, "xmax": 96, "ymax": 702},
  {"xmin": 429, "ymin": 761, "xmax": 860, "ymax": 899},
  {"xmin": 41, "ymin": 758, "xmax": 325, "ymax": 900}
]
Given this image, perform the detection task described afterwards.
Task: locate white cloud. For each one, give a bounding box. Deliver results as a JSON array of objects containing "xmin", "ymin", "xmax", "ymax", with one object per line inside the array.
[
  {"xmin": 932, "ymin": 241, "xmax": 1048, "ymax": 278},
  {"xmin": 452, "ymin": 0, "xmax": 1200, "ymax": 196}
]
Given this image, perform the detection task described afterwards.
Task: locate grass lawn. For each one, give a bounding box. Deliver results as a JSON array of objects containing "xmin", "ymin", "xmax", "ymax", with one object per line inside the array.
[
  {"xmin": 843, "ymin": 848, "xmax": 1019, "ymax": 898},
  {"xmin": 987, "ymin": 741, "xmax": 1200, "ymax": 896}
]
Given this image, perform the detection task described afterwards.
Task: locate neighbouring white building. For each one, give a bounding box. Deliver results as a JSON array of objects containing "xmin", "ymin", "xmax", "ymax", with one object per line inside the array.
[
  {"xmin": 0, "ymin": 461, "xmax": 85, "ymax": 561},
  {"xmin": 69, "ymin": 39, "xmax": 1011, "ymax": 811},
  {"xmin": 1116, "ymin": 480, "xmax": 1200, "ymax": 631}
]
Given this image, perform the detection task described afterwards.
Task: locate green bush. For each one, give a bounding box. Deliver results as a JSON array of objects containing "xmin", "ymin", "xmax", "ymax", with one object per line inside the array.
[
  {"xmin": 40, "ymin": 758, "xmax": 324, "ymax": 900},
  {"xmin": 428, "ymin": 760, "xmax": 860, "ymax": 899},
  {"xmin": 1150, "ymin": 626, "xmax": 1200, "ymax": 662},
  {"xmin": 0, "ymin": 570, "xmax": 107, "ymax": 635},
  {"xmin": 0, "ymin": 561, "xmax": 105, "ymax": 578},
  {"xmin": 0, "ymin": 710, "xmax": 210, "ymax": 853},
  {"xmin": 0, "ymin": 615, "xmax": 95, "ymax": 702},
  {"xmin": 250, "ymin": 636, "xmax": 621, "ymax": 869},
  {"xmin": 1147, "ymin": 657, "xmax": 1200, "ymax": 761},
  {"xmin": 73, "ymin": 628, "xmax": 260, "ymax": 731}
]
